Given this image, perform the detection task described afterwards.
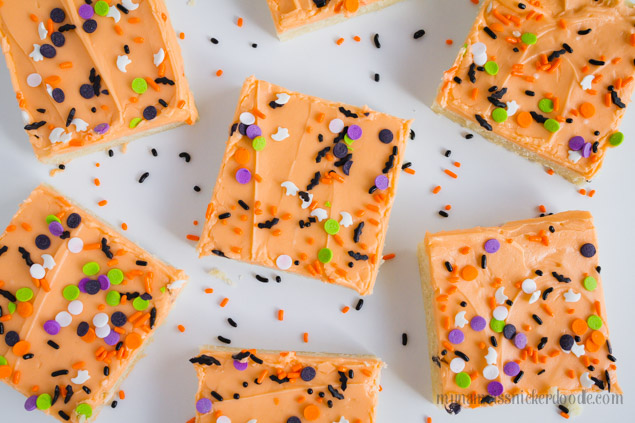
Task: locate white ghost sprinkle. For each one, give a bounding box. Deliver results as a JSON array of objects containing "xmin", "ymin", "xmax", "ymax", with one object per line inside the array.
[
  {"xmin": 310, "ymin": 208, "xmax": 328, "ymax": 221},
  {"xmin": 72, "ymin": 118, "xmax": 89, "ymax": 132},
  {"xmin": 485, "ymin": 347, "xmax": 497, "ymax": 365},
  {"xmin": 41, "ymin": 254, "xmax": 56, "ymax": 270},
  {"xmin": 107, "ymin": 6, "xmax": 121, "ymax": 22},
  {"xmin": 339, "ymin": 212, "xmax": 353, "ymax": 227},
  {"xmin": 564, "ymin": 288, "xmax": 581, "ymax": 302},
  {"xmin": 116, "ymin": 55, "xmax": 132, "ymax": 72},
  {"xmin": 506, "ymin": 100, "xmax": 519, "ymax": 116},
  {"xmin": 580, "ymin": 75, "xmax": 595, "ymax": 91},
  {"xmin": 71, "ymin": 370, "xmax": 91, "ymax": 385},
  {"xmin": 271, "ymin": 127, "xmax": 289, "ymax": 141},
  {"xmin": 154, "ymin": 48, "xmax": 165, "ymax": 67},
  {"xmin": 529, "ymin": 290, "xmax": 541, "ymax": 304},
  {"xmin": 30, "ymin": 44, "xmax": 43, "ymax": 62},
  {"xmin": 495, "ymin": 286, "xmax": 508, "ymax": 304},
  {"xmin": 275, "ymin": 93, "xmax": 290, "ymax": 105},
  {"xmin": 454, "ymin": 311, "xmax": 468, "ymax": 328},
  {"xmin": 281, "ymin": 181, "xmax": 299, "ymax": 196},
  {"xmin": 122, "ymin": 0, "xmax": 139, "ymax": 10},
  {"xmin": 38, "ymin": 22, "xmax": 48, "ymax": 40}
]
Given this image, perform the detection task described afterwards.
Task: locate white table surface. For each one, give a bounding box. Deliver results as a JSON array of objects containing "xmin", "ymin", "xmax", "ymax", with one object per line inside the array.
[{"xmin": 0, "ymin": 0, "xmax": 633, "ymax": 422}]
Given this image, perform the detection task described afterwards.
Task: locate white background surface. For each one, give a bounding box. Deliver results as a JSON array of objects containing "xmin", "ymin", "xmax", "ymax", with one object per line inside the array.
[{"xmin": 0, "ymin": 0, "xmax": 633, "ymax": 422}]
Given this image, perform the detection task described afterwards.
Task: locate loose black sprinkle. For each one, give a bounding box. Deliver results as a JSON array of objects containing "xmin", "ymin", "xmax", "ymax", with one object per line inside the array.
[
  {"xmin": 374, "ymin": 73, "xmax": 380, "ymax": 82},
  {"xmin": 589, "ymin": 59, "xmax": 605, "ymax": 66},
  {"xmin": 355, "ymin": 299, "xmax": 364, "ymax": 311},
  {"xmin": 444, "ymin": 261, "xmax": 453, "ymax": 272},
  {"xmin": 490, "ymin": 336, "xmax": 498, "ymax": 347},
  {"xmin": 525, "ymin": 90, "xmax": 535, "ymax": 96},
  {"xmin": 255, "ymin": 274, "xmax": 269, "ymax": 283},
  {"xmin": 82, "ymin": 386, "xmax": 91, "ymax": 394},
  {"xmin": 103, "ymin": 366, "xmax": 110, "ymax": 376},
  {"xmin": 542, "ymin": 287, "xmax": 554, "ymax": 300},
  {"xmin": 218, "ymin": 335, "xmax": 231, "ymax": 344},
  {"xmin": 439, "ymin": 210, "xmax": 449, "ymax": 218},
  {"xmin": 179, "ymin": 152, "xmax": 191, "ymax": 162},
  {"xmin": 58, "ymin": 411, "xmax": 70, "ymax": 421},
  {"xmin": 238, "ymin": 200, "xmax": 249, "ymax": 210},
  {"xmin": 578, "ymin": 28, "xmax": 592, "ymax": 35},
  {"xmin": 480, "ymin": 254, "xmax": 487, "ymax": 269},
  {"xmin": 108, "ymin": 149, "xmax": 114, "ymax": 157},
  {"xmin": 413, "ymin": 29, "xmax": 426, "ymax": 39},
  {"xmin": 211, "ymin": 391, "xmax": 223, "ymax": 401},
  {"xmin": 537, "ymin": 369, "xmax": 546, "ymax": 375},
  {"xmin": 455, "ymin": 350, "xmax": 470, "ymax": 362},
  {"xmin": 210, "ymin": 37, "xmax": 219, "ymax": 44},
  {"xmin": 228, "ymin": 318, "xmax": 237, "ymax": 328},
  {"xmin": 52, "ymin": 369, "xmax": 69, "ymax": 377},
  {"xmin": 373, "ymin": 33, "xmax": 381, "ymax": 48},
  {"xmin": 402, "ymin": 333, "xmax": 408, "ymax": 346},
  {"xmin": 453, "ymin": 76, "xmax": 462, "ymax": 84},
  {"xmin": 538, "ymin": 337, "xmax": 548, "ymax": 350},
  {"xmin": 138, "ymin": 172, "xmax": 149, "ymax": 183},
  {"xmin": 465, "ymin": 133, "xmax": 473, "ymax": 139},
  {"xmin": 111, "ymin": 401, "xmax": 118, "ymax": 408}
]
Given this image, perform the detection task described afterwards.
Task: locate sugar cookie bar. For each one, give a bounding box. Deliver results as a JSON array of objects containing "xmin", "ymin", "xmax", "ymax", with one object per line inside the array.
[
  {"xmin": 433, "ymin": 0, "xmax": 634, "ymax": 184},
  {"xmin": 0, "ymin": 0, "xmax": 198, "ymax": 164},
  {"xmin": 417, "ymin": 211, "xmax": 620, "ymax": 413},
  {"xmin": 197, "ymin": 76, "xmax": 412, "ymax": 295},
  {"xmin": 0, "ymin": 185, "xmax": 187, "ymax": 422},
  {"xmin": 190, "ymin": 346, "xmax": 383, "ymax": 422},
  {"xmin": 266, "ymin": 0, "xmax": 404, "ymax": 40}
]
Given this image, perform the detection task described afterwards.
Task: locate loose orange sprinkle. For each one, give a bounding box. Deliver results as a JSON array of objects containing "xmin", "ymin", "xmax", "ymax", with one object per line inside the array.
[
  {"xmin": 353, "ymin": 35, "xmax": 361, "ymax": 42},
  {"xmin": 444, "ymin": 169, "xmax": 458, "ymax": 178},
  {"xmin": 21, "ymin": 222, "xmax": 32, "ymax": 231},
  {"xmin": 588, "ymin": 190, "xmax": 596, "ymax": 197},
  {"xmin": 121, "ymin": 223, "xmax": 128, "ymax": 231},
  {"xmin": 94, "ymin": 178, "xmax": 100, "ymax": 186},
  {"xmin": 216, "ymin": 69, "xmax": 223, "ymax": 77},
  {"xmin": 204, "ymin": 288, "xmax": 214, "ymax": 294},
  {"xmin": 278, "ymin": 309, "xmax": 284, "ymax": 321},
  {"xmin": 341, "ymin": 306, "xmax": 350, "ymax": 314},
  {"xmin": 220, "ymin": 298, "xmax": 229, "ymax": 308},
  {"xmin": 186, "ymin": 234, "xmax": 200, "ymax": 241},
  {"xmin": 59, "ymin": 61, "xmax": 73, "ymax": 69},
  {"xmin": 403, "ymin": 167, "xmax": 416, "ymax": 175},
  {"xmin": 237, "ymin": 17, "xmax": 243, "ymax": 27},
  {"xmin": 382, "ymin": 253, "xmax": 396, "ymax": 261},
  {"xmin": 179, "ymin": 32, "xmax": 185, "ymax": 40},
  {"xmin": 453, "ymin": 161, "xmax": 461, "ymax": 168},
  {"xmin": 579, "ymin": 189, "xmax": 586, "ymax": 196},
  {"xmin": 119, "ymin": 390, "xmax": 126, "ymax": 400},
  {"xmin": 98, "ymin": 200, "xmax": 108, "ymax": 207},
  {"xmin": 303, "ymin": 332, "xmax": 309, "ymax": 343},
  {"xmin": 114, "ymin": 25, "xmax": 124, "ymax": 35},
  {"xmin": 133, "ymin": 37, "xmax": 145, "ymax": 43},
  {"xmin": 336, "ymin": 38, "xmax": 345, "ymax": 46},
  {"xmin": 446, "ymin": 39, "xmax": 453, "ymax": 45},
  {"xmin": 177, "ymin": 324, "xmax": 185, "ymax": 333}
]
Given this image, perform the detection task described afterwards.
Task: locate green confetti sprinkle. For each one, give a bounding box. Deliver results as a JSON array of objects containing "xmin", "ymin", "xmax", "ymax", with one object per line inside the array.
[
  {"xmin": 609, "ymin": 132, "xmax": 624, "ymax": 146},
  {"xmin": 63, "ymin": 285, "xmax": 80, "ymax": 301},
  {"xmin": 583, "ymin": 276, "xmax": 597, "ymax": 291},
  {"xmin": 36, "ymin": 394, "xmax": 52, "ymax": 410},
  {"xmin": 129, "ymin": 117, "xmax": 143, "ymax": 129},
  {"xmin": 45, "ymin": 215, "xmax": 61, "ymax": 224},
  {"xmin": 252, "ymin": 136, "xmax": 266, "ymax": 151},
  {"xmin": 587, "ymin": 314, "xmax": 602, "ymax": 330},
  {"xmin": 455, "ymin": 372, "xmax": 471, "ymax": 389},
  {"xmin": 521, "ymin": 32, "xmax": 537, "ymax": 45},
  {"xmin": 538, "ymin": 98, "xmax": 554, "ymax": 113},
  {"xmin": 490, "ymin": 318, "xmax": 505, "ymax": 333},
  {"xmin": 133, "ymin": 296, "xmax": 149, "ymax": 311},
  {"xmin": 544, "ymin": 119, "xmax": 560, "ymax": 133},
  {"xmin": 131, "ymin": 78, "xmax": 148, "ymax": 94},
  {"xmin": 108, "ymin": 269, "xmax": 124, "ymax": 285},
  {"xmin": 484, "ymin": 61, "xmax": 499, "ymax": 75},
  {"xmin": 7, "ymin": 302, "xmax": 16, "ymax": 314},
  {"xmin": 94, "ymin": 1, "xmax": 110, "ymax": 16},
  {"xmin": 82, "ymin": 262, "xmax": 100, "ymax": 276},
  {"xmin": 492, "ymin": 108, "xmax": 508, "ymax": 123},
  {"xmin": 75, "ymin": 403, "xmax": 93, "ymax": 418},
  {"xmin": 318, "ymin": 248, "xmax": 333, "ymax": 264},
  {"xmin": 106, "ymin": 291, "xmax": 121, "ymax": 307},
  {"xmin": 324, "ymin": 219, "xmax": 340, "ymax": 235},
  {"xmin": 0, "ymin": 356, "xmax": 7, "ymax": 366},
  {"xmin": 16, "ymin": 287, "xmax": 34, "ymax": 302}
]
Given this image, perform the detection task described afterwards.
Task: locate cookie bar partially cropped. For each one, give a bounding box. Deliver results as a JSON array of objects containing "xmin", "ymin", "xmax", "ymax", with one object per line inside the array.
[
  {"xmin": 0, "ymin": 0, "xmax": 198, "ymax": 164},
  {"xmin": 417, "ymin": 211, "xmax": 619, "ymax": 412},
  {"xmin": 266, "ymin": 0, "xmax": 404, "ymax": 40},
  {"xmin": 433, "ymin": 0, "xmax": 634, "ymax": 184},
  {"xmin": 197, "ymin": 76, "xmax": 412, "ymax": 296},
  {"xmin": 0, "ymin": 185, "xmax": 187, "ymax": 422},
  {"xmin": 190, "ymin": 346, "xmax": 383, "ymax": 423}
]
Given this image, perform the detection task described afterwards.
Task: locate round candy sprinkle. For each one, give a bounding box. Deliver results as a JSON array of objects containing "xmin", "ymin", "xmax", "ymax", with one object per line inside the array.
[
  {"xmin": 375, "ymin": 175, "xmax": 389, "ymax": 190},
  {"xmin": 93, "ymin": 313, "xmax": 109, "ymax": 328},
  {"xmin": 583, "ymin": 276, "xmax": 597, "ymax": 291},
  {"xmin": 82, "ymin": 262, "xmax": 100, "ymax": 276},
  {"xmin": 94, "ymin": 123, "xmax": 110, "ymax": 135},
  {"xmin": 131, "ymin": 78, "xmax": 148, "ymax": 94},
  {"xmin": 581, "ymin": 142, "xmax": 592, "ymax": 158},
  {"xmin": 460, "ymin": 265, "xmax": 478, "ymax": 281},
  {"xmin": 78, "ymin": 4, "xmax": 94, "ymax": 19},
  {"xmin": 16, "ymin": 287, "xmax": 34, "ymax": 302},
  {"xmin": 493, "ymin": 306, "xmax": 508, "ymax": 321},
  {"xmin": 95, "ymin": 325, "xmax": 111, "ymax": 338},
  {"xmin": 94, "ymin": 1, "xmax": 110, "ymax": 16},
  {"xmin": 24, "ymin": 395, "xmax": 38, "ymax": 411},
  {"xmin": 514, "ymin": 332, "xmax": 527, "ymax": 349},
  {"xmin": 77, "ymin": 322, "xmax": 89, "ymax": 337},
  {"xmin": 49, "ymin": 221, "xmax": 64, "ymax": 236},
  {"xmin": 245, "ymin": 124, "xmax": 262, "ymax": 139},
  {"xmin": 111, "ymin": 311, "xmax": 127, "ymax": 327},
  {"xmin": 483, "ymin": 239, "xmax": 500, "ymax": 253},
  {"xmin": 347, "ymin": 124, "xmax": 363, "ymax": 140},
  {"xmin": 318, "ymin": 248, "xmax": 333, "ymax": 264},
  {"xmin": 559, "ymin": 334, "xmax": 574, "ymax": 351},
  {"xmin": 79, "ymin": 84, "xmax": 95, "ymax": 99},
  {"xmin": 68, "ymin": 300, "xmax": 83, "ymax": 316},
  {"xmin": 51, "ymin": 32, "xmax": 65, "ymax": 47},
  {"xmin": 233, "ymin": 360, "xmax": 248, "ymax": 371},
  {"xmin": 492, "ymin": 107, "xmax": 507, "ymax": 122},
  {"xmin": 133, "ymin": 296, "xmax": 149, "ymax": 311},
  {"xmin": 27, "ymin": 73, "xmax": 42, "ymax": 87},
  {"xmin": 568, "ymin": 136, "xmax": 585, "ymax": 151},
  {"xmin": 328, "ymin": 118, "xmax": 344, "ymax": 134},
  {"xmin": 35, "ymin": 234, "xmax": 51, "ymax": 250},
  {"xmin": 106, "ymin": 291, "xmax": 121, "ymax": 307},
  {"xmin": 43, "ymin": 320, "xmax": 61, "ymax": 335},
  {"xmin": 544, "ymin": 119, "xmax": 560, "ymax": 133},
  {"xmin": 503, "ymin": 323, "xmax": 516, "ymax": 340},
  {"xmin": 104, "ymin": 330, "xmax": 120, "ymax": 346},
  {"xmin": 487, "ymin": 381, "xmax": 504, "ymax": 396},
  {"xmin": 378, "ymin": 129, "xmax": 394, "ymax": 144},
  {"xmin": 609, "ymin": 132, "xmax": 624, "ymax": 146},
  {"xmin": 503, "ymin": 361, "xmax": 520, "ymax": 377},
  {"xmin": 521, "ymin": 32, "xmax": 537, "ymax": 44},
  {"xmin": 484, "ymin": 61, "xmax": 499, "ymax": 75},
  {"xmin": 5, "ymin": 331, "xmax": 19, "ymax": 346},
  {"xmin": 323, "ymin": 219, "xmax": 340, "ymax": 235},
  {"xmin": 51, "ymin": 8, "xmax": 66, "ymax": 23},
  {"xmin": 82, "ymin": 19, "xmax": 97, "ymax": 33},
  {"xmin": 76, "ymin": 404, "xmax": 93, "ymax": 418},
  {"xmin": 490, "ymin": 318, "xmax": 504, "ymax": 333},
  {"xmin": 275, "ymin": 255, "xmax": 292, "ymax": 270},
  {"xmin": 252, "ymin": 136, "xmax": 266, "ymax": 151},
  {"xmin": 30, "ymin": 264, "xmax": 46, "ymax": 279},
  {"xmin": 40, "ymin": 44, "xmax": 56, "ymax": 59},
  {"xmin": 538, "ymin": 98, "xmax": 554, "ymax": 113},
  {"xmin": 235, "ymin": 168, "xmax": 252, "ymax": 184},
  {"xmin": 448, "ymin": 329, "xmax": 464, "ymax": 344},
  {"xmin": 98, "ymin": 274, "xmax": 110, "ymax": 291},
  {"xmin": 217, "ymin": 417, "xmax": 231, "ymax": 423},
  {"xmin": 521, "ymin": 278, "xmax": 536, "ymax": 294},
  {"xmin": 483, "ymin": 364, "xmax": 499, "ymax": 380},
  {"xmin": 333, "ymin": 142, "xmax": 348, "ymax": 158},
  {"xmin": 587, "ymin": 314, "xmax": 602, "ymax": 330},
  {"xmin": 449, "ymin": 357, "xmax": 466, "ymax": 373},
  {"xmin": 108, "ymin": 269, "xmax": 124, "ymax": 284},
  {"xmin": 287, "ymin": 419, "xmax": 300, "ymax": 423},
  {"xmin": 36, "ymin": 394, "xmax": 52, "ymax": 410},
  {"xmin": 470, "ymin": 316, "xmax": 486, "ymax": 331},
  {"xmin": 239, "ymin": 112, "xmax": 256, "ymax": 125},
  {"xmin": 300, "ymin": 366, "xmax": 316, "ymax": 381},
  {"xmin": 55, "ymin": 311, "xmax": 72, "ymax": 327},
  {"xmin": 143, "ymin": 106, "xmax": 157, "ymax": 121},
  {"xmin": 238, "ymin": 123, "xmax": 248, "ymax": 136},
  {"xmin": 84, "ymin": 280, "xmax": 101, "ymax": 295},
  {"xmin": 580, "ymin": 243, "xmax": 596, "ymax": 258},
  {"xmin": 52, "ymin": 88, "xmax": 65, "ymax": 103},
  {"xmin": 455, "ymin": 372, "xmax": 471, "ymax": 389},
  {"xmin": 196, "ymin": 398, "xmax": 212, "ymax": 414}
]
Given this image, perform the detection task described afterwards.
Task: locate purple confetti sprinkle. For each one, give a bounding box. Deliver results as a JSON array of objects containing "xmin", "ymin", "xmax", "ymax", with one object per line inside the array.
[
  {"xmin": 448, "ymin": 329, "xmax": 464, "ymax": 344},
  {"xmin": 503, "ymin": 361, "xmax": 520, "ymax": 377},
  {"xmin": 347, "ymin": 124, "xmax": 363, "ymax": 140},
  {"xmin": 196, "ymin": 398, "xmax": 212, "ymax": 414},
  {"xmin": 568, "ymin": 136, "xmax": 585, "ymax": 151},
  {"xmin": 487, "ymin": 381, "xmax": 504, "ymax": 396},
  {"xmin": 470, "ymin": 315, "xmax": 486, "ymax": 331},
  {"xmin": 103, "ymin": 329, "xmax": 120, "ymax": 346},
  {"xmin": 78, "ymin": 4, "xmax": 94, "ymax": 19},
  {"xmin": 48, "ymin": 221, "xmax": 64, "ymax": 237},
  {"xmin": 78, "ymin": 277, "xmax": 90, "ymax": 293},
  {"xmin": 235, "ymin": 168, "xmax": 251, "ymax": 184},
  {"xmin": 98, "ymin": 275, "xmax": 110, "ymax": 291},
  {"xmin": 375, "ymin": 175, "xmax": 389, "ymax": 190},
  {"xmin": 514, "ymin": 332, "xmax": 528, "ymax": 349},
  {"xmin": 94, "ymin": 123, "xmax": 110, "ymax": 135},
  {"xmin": 43, "ymin": 320, "xmax": 61, "ymax": 335},
  {"xmin": 233, "ymin": 360, "xmax": 248, "ymax": 371},
  {"xmin": 581, "ymin": 142, "xmax": 592, "ymax": 158},
  {"xmin": 245, "ymin": 125, "xmax": 262, "ymax": 139},
  {"xmin": 484, "ymin": 239, "xmax": 500, "ymax": 253},
  {"xmin": 25, "ymin": 395, "xmax": 38, "ymax": 411}
]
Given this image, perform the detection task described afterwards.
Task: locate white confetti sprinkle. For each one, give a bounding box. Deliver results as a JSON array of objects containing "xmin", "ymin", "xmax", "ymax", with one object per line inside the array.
[
  {"xmin": 93, "ymin": 313, "xmax": 109, "ymax": 328},
  {"xmin": 493, "ymin": 306, "xmax": 508, "ymax": 321},
  {"xmin": 271, "ymin": 127, "xmax": 289, "ymax": 141},
  {"xmin": 495, "ymin": 286, "xmax": 508, "ymax": 304},
  {"xmin": 216, "ymin": 417, "xmax": 231, "ymax": 423},
  {"xmin": 29, "ymin": 44, "xmax": 43, "ymax": 62},
  {"xmin": 122, "ymin": 0, "xmax": 139, "ymax": 10},
  {"xmin": 72, "ymin": 118, "xmax": 89, "ymax": 132},
  {"xmin": 310, "ymin": 208, "xmax": 328, "ymax": 222},
  {"xmin": 107, "ymin": 5, "xmax": 121, "ymax": 23},
  {"xmin": 276, "ymin": 255, "xmax": 292, "ymax": 270},
  {"xmin": 522, "ymin": 278, "xmax": 537, "ymax": 294},
  {"xmin": 472, "ymin": 42, "xmax": 487, "ymax": 66},
  {"xmin": 529, "ymin": 289, "xmax": 541, "ymax": 304},
  {"xmin": 55, "ymin": 311, "xmax": 72, "ymax": 327},
  {"xmin": 485, "ymin": 347, "xmax": 497, "ymax": 365},
  {"xmin": 38, "ymin": 22, "xmax": 48, "ymax": 40},
  {"xmin": 580, "ymin": 75, "xmax": 595, "ymax": 91},
  {"xmin": 49, "ymin": 127, "xmax": 72, "ymax": 144},
  {"xmin": 564, "ymin": 288, "xmax": 581, "ymax": 302},
  {"xmin": 41, "ymin": 254, "xmax": 55, "ymax": 270},
  {"xmin": 68, "ymin": 300, "xmax": 83, "ymax": 316},
  {"xmin": 26, "ymin": 73, "xmax": 42, "ymax": 87},
  {"xmin": 68, "ymin": 237, "xmax": 84, "ymax": 253},
  {"xmin": 71, "ymin": 370, "xmax": 91, "ymax": 385},
  {"xmin": 116, "ymin": 55, "xmax": 132, "ymax": 73},
  {"xmin": 153, "ymin": 48, "xmax": 165, "ymax": 67},
  {"xmin": 95, "ymin": 325, "xmax": 111, "ymax": 339},
  {"xmin": 506, "ymin": 100, "xmax": 519, "ymax": 116},
  {"xmin": 450, "ymin": 357, "xmax": 466, "ymax": 373},
  {"xmin": 275, "ymin": 92, "xmax": 290, "ymax": 105},
  {"xmin": 30, "ymin": 263, "xmax": 46, "ymax": 279},
  {"xmin": 483, "ymin": 364, "xmax": 499, "ymax": 380},
  {"xmin": 580, "ymin": 372, "xmax": 594, "ymax": 388},
  {"xmin": 339, "ymin": 211, "xmax": 353, "ymax": 227},
  {"xmin": 281, "ymin": 181, "xmax": 299, "ymax": 196},
  {"xmin": 239, "ymin": 112, "xmax": 255, "ymax": 125},
  {"xmin": 328, "ymin": 118, "xmax": 344, "ymax": 134},
  {"xmin": 454, "ymin": 311, "xmax": 468, "ymax": 328}
]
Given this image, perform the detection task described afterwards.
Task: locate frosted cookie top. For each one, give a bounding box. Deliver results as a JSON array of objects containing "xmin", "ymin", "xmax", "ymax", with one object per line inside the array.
[
  {"xmin": 0, "ymin": 185, "xmax": 187, "ymax": 422},
  {"xmin": 0, "ymin": 0, "xmax": 197, "ymax": 163},
  {"xmin": 436, "ymin": 0, "xmax": 634, "ymax": 182},
  {"xmin": 197, "ymin": 77, "xmax": 412, "ymax": 296},
  {"xmin": 421, "ymin": 211, "xmax": 619, "ymax": 411},
  {"xmin": 191, "ymin": 347, "xmax": 383, "ymax": 423}
]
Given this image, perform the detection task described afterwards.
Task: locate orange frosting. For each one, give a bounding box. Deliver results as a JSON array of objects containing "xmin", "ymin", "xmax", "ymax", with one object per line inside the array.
[
  {"xmin": 0, "ymin": 0, "xmax": 198, "ymax": 163},
  {"xmin": 197, "ymin": 77, "xmax": 412, "ymax": 295},
  {"xmin": 0, "ymin": 185, "xmax": 187, "ymax": 422},
  {"xmin": 191, "ymin": 347, "xmax": 383, "ymax": 423},
  {"xmin": 422, "ymin": 211, "xmax": 620, "ymax": 409},
  {"xmin": 436, "ymin": 0, "xmax": 635, "ymax": 180}
]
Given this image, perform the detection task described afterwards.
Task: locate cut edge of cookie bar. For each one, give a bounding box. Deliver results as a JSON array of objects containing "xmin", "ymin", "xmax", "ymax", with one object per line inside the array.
[{"xmin": 272, "ymin": 0, "xmax": 405, "ymax": 41}]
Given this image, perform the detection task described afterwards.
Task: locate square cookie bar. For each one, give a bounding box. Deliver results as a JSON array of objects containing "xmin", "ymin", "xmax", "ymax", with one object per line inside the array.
[
  {"xmin": 190, "ymin": 346, "xmax": 384, "ymax": 423},
  {"xmin": 0, "ymin": 185, "xmax": 187, "ymax": 422},
  {"xmin": 417, "ymin": 211, "xmax": 619, "ymax": 413},
  {"xmin": 0, "ymin": 0, "xmax": 198, "ymax": 164},
  {"xmin": 197, "ymin": 77, "xmax": 412, "ymax": 295},
  {"xmin": 266, "ymin": 0, "xmax": 404, "ymax": 40},
  {"xmin": 433, "ymin": 0, "xmax": 634, "ymax": 184}
]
